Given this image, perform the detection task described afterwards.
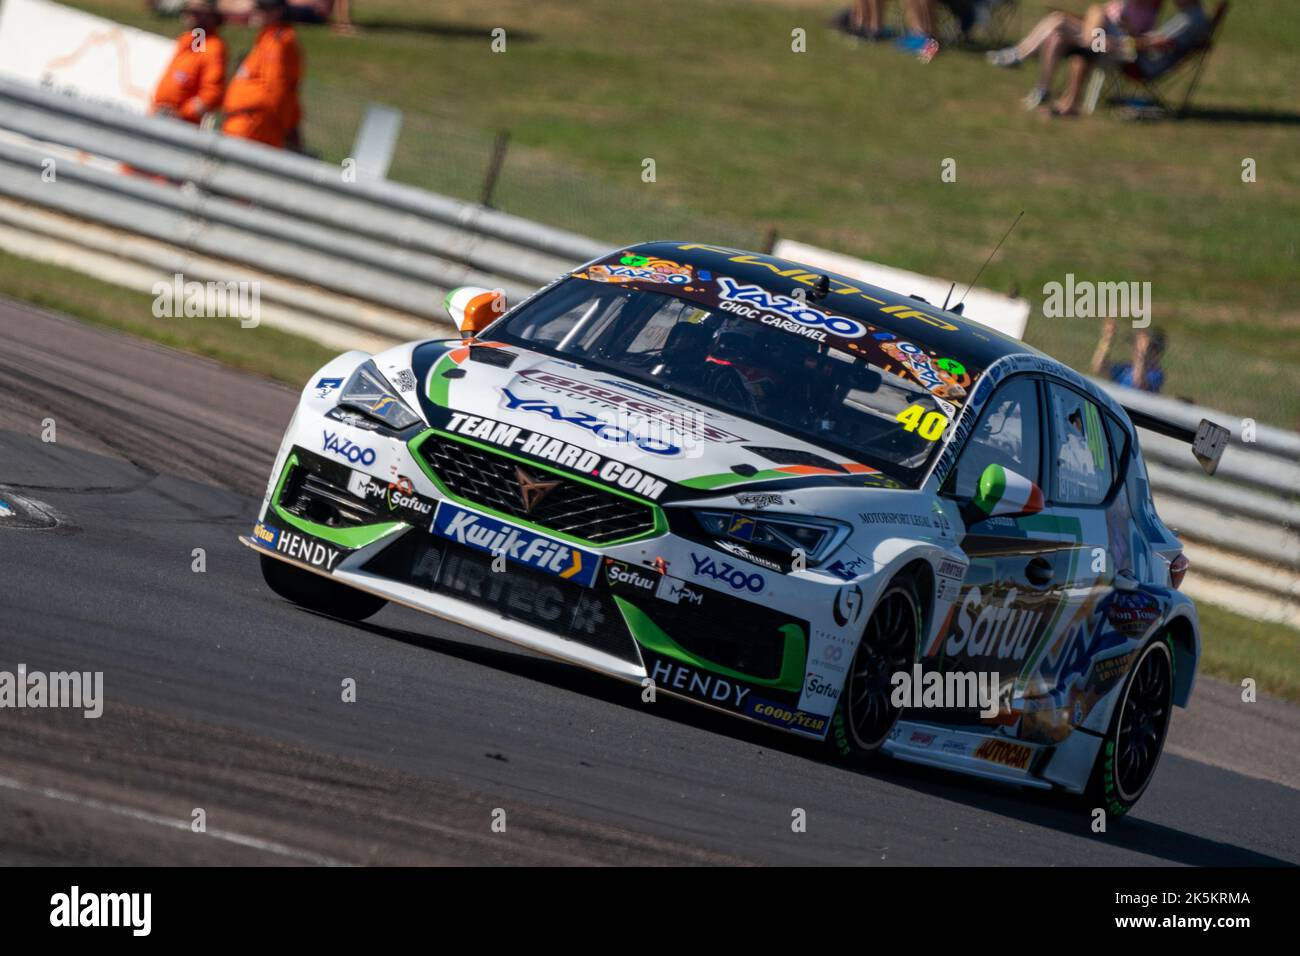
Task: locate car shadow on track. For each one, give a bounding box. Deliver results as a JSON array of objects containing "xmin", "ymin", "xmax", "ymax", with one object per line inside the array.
[{"xmin": 338, "ymin": 611, "xmax": 1292, "ymax": 866}]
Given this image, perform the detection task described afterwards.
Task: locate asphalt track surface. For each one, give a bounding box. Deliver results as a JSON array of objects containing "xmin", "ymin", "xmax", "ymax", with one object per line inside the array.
[{"xmin": 1, "ymin": 297, "xmax": 1297, "ymax": 866}]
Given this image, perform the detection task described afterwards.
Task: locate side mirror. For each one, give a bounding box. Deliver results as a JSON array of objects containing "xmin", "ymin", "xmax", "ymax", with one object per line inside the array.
[
  {"xmin": 444, "ymin": 286, "xmax": 507, "ymax": 337},
  {"xmin": 966, "ymin": 463, "xmax": 1045, "ymax": 523}
]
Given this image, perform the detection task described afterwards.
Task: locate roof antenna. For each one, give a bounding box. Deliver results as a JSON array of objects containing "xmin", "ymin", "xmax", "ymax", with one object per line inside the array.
[
  {"xmin": 954, "ymin": 210, "xmax": 1023, "ymax": 312},
  {"xmin": 808, "ymin": 274, "xmax": 830, "ymax": 301},
  {"xmin": 941, "ymin": 282, "xmax": 956, "ymax": 310}
]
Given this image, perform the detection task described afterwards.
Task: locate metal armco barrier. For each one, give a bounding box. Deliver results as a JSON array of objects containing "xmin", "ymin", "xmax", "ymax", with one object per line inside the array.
[
  {"xmin": 0, "ymin": 77, "xmax": 1295, "ymax": 591},
  {"xmin": 0, "ymin": 77, "xmax": 606, "ymax": 318}
]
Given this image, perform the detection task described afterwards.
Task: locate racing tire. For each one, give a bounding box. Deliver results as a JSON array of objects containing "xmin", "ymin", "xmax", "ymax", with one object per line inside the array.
[
  {"xmin": 260, "ymin": 554, "xmax": 388, "ymax": 622},
  {"xmin": 1084, "ymin": 633, "xmax": 1175, "ymax": 818},
  {"xmin": 827, "ymin": 574, "xmax": 921, "ymax": 766}
]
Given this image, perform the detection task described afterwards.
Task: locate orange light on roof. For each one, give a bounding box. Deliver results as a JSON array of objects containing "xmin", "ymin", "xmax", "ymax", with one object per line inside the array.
[{"xmin": 460, "ymin": 291, "xmax": 505, "ymax": 335}]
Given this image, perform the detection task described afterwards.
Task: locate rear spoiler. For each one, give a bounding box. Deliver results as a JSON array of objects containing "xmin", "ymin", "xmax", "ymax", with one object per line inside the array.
[{"xmin": 1122, "ymin": 406, "xmax": 1230, "ymax": 475}]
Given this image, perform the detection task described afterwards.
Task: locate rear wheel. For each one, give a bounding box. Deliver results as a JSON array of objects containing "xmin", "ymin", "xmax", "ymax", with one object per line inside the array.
[
  {"xmin": 260, "ymin": 554, "xmax": 388, "ymax": 622},
  {"xmin": 828, "ymin": 576, "xmax": 920, "ymax": 764},
  {"xmin": 1085, "ymin": 635, "xmax": 1174, "ymax": 818}
]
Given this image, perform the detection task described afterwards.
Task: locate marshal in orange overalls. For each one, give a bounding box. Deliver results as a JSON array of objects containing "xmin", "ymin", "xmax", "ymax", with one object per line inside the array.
[
  {"xmin": 221, "ymin": 24, "xmax": 302, "ymax": 148},
  {"xmin": 152, "ymin": 31, "xmax": 228, "ymax": 123}
]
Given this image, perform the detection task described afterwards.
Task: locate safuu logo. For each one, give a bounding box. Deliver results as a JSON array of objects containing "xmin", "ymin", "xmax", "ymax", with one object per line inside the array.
[
  {"xmin": 431, "ymin": 502, "xmax": 599, "ymax": 587},
  {"xmin": 322, "ymin": 430, "xmax": 377, "ymax": 466},
  {"xmin": 605, "ymin": 561, "xmax": 657, "ymax": 592},
  {"xmin": 689, "ymin": 552, "xmax": 764, "ymax": 592},
  {"xmin": 944, "ymin": 586, "xmax": 1042, "ymax": 662},
  {"xmin": 804, "ymin": 672, "xmax": 840, "ymax": 701},
  {"xmin": 715, "ymin": 276, "xmax": 869, "ymax": 339},
  {"xmin": 386, "ymin": 476, "xmax": 431, "ymax": 514},
  {"xmin": 499, "ymin": 388, "xmax": 681, "ymax": 456}
]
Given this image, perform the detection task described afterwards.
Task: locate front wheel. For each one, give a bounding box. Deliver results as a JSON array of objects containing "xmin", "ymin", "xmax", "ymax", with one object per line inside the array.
[
  {"xmin": 828, "ymin": 575, "xmax": 920, "ymax": 765},
  {"xmin": 260, "ymin": 554, "xmax": 388, "ymax": 622},
  {"xmin": 1085, "ymin": 635, "xmax": 1175, "ymax": 818}
]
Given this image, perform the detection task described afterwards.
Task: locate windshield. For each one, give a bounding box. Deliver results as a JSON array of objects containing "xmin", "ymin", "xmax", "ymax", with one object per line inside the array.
[{"xmin": 492, "ymin": 276, "xmax": 964, "ymax": 486}]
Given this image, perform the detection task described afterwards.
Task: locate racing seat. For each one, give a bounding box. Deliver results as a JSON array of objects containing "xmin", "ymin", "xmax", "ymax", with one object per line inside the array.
[
  {"xmin": 1082, "ymin": 2, "xmax": 1230, "ymax": 119},
  {"xmin": 655, "ymin": 320, "xmax": 714, "ymax": 389}
]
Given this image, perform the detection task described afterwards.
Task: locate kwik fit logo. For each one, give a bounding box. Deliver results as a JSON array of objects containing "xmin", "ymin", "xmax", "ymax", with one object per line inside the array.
[{"xmin": 431, "ymin": 502, "xmax": 599, "ymax": 586}]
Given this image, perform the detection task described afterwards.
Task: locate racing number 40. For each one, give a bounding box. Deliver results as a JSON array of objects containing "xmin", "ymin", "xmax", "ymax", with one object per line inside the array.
[{"xmin": 895, "ymin": 404, "xmax": 948, "ymax": 441}]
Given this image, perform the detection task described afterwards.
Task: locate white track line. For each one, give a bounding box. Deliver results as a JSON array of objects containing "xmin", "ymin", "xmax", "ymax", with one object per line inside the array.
[{"xmin": 0, "ymin": 773, "xmax": 348, "ymax": 866}]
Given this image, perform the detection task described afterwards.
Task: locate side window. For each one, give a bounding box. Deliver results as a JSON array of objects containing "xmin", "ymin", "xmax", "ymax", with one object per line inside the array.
[
  {"xmin": 1048, "ymin": 384, "xmax": 1114, "ymax": 506},
  {"xmin": 509, "ymin": 282, "xmax": 626, "ymax": 354},
  {"xmin": 1103, "ymin": 412, "xmax": 1131, "ymax": 481},
  {"xmin": 945, "ymin": 376, "xmax": 1041, "ymax": 499}
]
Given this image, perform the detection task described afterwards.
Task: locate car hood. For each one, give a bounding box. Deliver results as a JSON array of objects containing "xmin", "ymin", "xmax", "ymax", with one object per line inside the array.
[{"xmin": 403, "ymin": 339, "xmax": 903, "ymax": 494}]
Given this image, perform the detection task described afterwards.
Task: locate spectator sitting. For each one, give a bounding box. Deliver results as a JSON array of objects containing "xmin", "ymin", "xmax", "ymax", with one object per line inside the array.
[
  {"xmin": 222, "ymin": 0, "xmax": 303, "ymax": 150},
  {"xmin": 151, "ymin": 0, "xmax": 227, "ymax": 125},
  {"xmin": 1091, "ymin": 318, "xmax": 1167, "ymax": 392},
  {"xmin": 1133, "ymin": 0, "xmax": 1210, "ymax": 77},
  {"xmin": 986, "ymin": 1, "xmax": 1163, "ymax": 110},
  {"xmin": 1049, "ymin": 0, "xmax": 1210, "ymax": 115}
]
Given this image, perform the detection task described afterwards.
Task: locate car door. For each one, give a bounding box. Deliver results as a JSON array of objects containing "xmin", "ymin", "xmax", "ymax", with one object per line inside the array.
[
  {"xmin": 922, "ymin": 374, "xmax": 1076, "ymax": 730},
  {"xmin": 1020, "ymin": 380, "xmax": 1125, "ymax": 734}
]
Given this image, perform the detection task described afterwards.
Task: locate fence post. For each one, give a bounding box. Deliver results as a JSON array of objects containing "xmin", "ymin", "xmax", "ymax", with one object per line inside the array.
[{"xmin": 480, "ymin": 130, "xmax": 511, "ymax": 208}]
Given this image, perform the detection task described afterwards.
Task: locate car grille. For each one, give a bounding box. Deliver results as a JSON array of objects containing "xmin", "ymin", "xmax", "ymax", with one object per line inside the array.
[
  {"xmin": 415, "ymin": 433, "xmax": 659, "ymax": 544},
  {"xmin": 279, "ymin": 455, "xmax": 382, "ymax": 528},
  {"xmin": 633, "ymin": 590, "xmax": 795, "ymax": 681},
  {"xmin": 364, "ymin": 532, "xmax": 642, "ymax": 665}
]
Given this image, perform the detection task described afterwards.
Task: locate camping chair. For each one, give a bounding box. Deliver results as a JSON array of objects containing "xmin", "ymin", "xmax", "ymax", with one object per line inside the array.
[{"xmin": 1083, "ymin": 1, "xmax": 1230, "ymax": 118}]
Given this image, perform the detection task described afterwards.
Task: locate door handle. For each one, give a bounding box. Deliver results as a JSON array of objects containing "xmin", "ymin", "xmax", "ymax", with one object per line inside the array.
[{"xmin": 1025, "ymin": 557, "xmax": 1054, "ymax": 588}]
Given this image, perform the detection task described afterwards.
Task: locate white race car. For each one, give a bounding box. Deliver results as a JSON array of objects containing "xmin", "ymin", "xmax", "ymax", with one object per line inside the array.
[{"xmin": 245, "ymin": 242, "xmax": 1226, "ymax": 815}]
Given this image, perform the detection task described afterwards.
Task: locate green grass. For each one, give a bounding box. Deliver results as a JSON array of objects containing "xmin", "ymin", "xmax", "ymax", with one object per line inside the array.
[
  {"xmin": 63, "ymin": 0, "xmax": 1300, "ymax": 427},
  {"xmin": 0, "ymin": 251, "xmax": 334, "ymax": 384},
  {"xmin": 1197, "ymin": 603, "xmax": 1300, "ymax": 703}
]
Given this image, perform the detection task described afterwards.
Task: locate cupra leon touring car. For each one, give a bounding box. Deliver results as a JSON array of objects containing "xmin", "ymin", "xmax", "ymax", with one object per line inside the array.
[{"xmin": 244, "ymin": 242, "xmax": 1228, "ymax": 815}]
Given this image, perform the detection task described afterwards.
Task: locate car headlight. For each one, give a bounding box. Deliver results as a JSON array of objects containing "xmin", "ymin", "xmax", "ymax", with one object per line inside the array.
[
  {"xmin": 337, "ymin": 361, "xmax": 423, "ymax": 430},
  {"xmin": 693, "ymin": 510, "xmax": 851, "ymax": 565}
]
